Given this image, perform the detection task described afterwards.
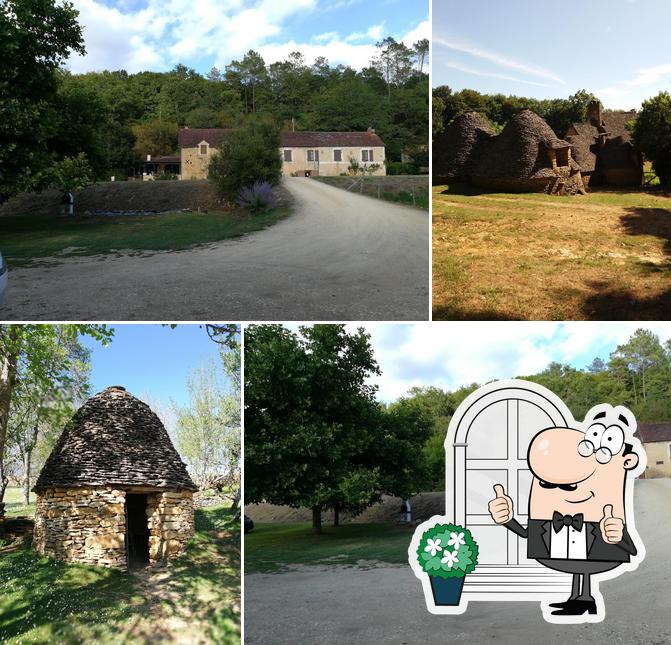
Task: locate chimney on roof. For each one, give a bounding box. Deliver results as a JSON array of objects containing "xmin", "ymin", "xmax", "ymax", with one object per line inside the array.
[
  {"xmin": 367, "ymin": 126, "xmax": 375, "ymax": 134},
  {"xmin": 586, "ymin": 100, "xmax": 603, "ymax": 126},
  {"xmin": 107, "ymin": 385, "xmax": 126, "ymax": 392}
]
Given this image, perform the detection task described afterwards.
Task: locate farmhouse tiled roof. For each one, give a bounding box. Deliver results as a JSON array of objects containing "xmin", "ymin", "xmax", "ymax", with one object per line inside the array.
[
  {"xmin": 34, "ymin": 386, "xmax": 197, "ymax": 492},
  {"xmin": 178, "ymin": 128, "xmax": 233, "ymax": 148},
  {"xmin": 280, "ymin": 130, "xmax": 385, "ymax": 147},
  {"xmin": 178, "ymin": 128, "xmax": 385, "ymax": 149},
  {"xmin": 635, "ymin": 422, "xmax": 671, "ymax": 444}
]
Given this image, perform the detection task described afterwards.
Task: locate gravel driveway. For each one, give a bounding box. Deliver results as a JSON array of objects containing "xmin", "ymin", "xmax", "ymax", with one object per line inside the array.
[
  {"xmin": 0, "ymin": 178, "xmax": 429, "ymax": 321},
  {"xmin": 245, "ymin": 479, "xmax": 671, "ymax": 644}
]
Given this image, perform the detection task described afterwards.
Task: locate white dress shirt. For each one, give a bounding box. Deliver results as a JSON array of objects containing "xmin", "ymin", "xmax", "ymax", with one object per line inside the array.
[{"xmin": 549, "ymin": 523, "xmax": 588, "ymax": 560}]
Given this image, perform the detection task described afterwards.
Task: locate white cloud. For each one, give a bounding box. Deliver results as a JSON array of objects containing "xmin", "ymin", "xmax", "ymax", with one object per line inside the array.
[
  {"xmin": 445, "ymin": 61, "xmax": 554, "ymax": 88},
  {"xmin": 434, "ymin": 35, "xmax": 565, "ymax": 85},
  {"xmin": 351, "ymin": 323, "xmax": 671, "ymax": 403},
  {"xmin": 66, "ymin": 0, "xmax": 423, "ymax": 73}
]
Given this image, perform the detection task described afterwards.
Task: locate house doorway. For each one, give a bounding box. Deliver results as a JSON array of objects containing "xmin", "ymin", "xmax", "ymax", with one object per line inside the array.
[
  {"xmin": 125, "ymin": 494, "xmax": 150, "ymax": 567},
  {"xmin": 445, "ymin": 381, "xmax": 574, "ymax": 599}
]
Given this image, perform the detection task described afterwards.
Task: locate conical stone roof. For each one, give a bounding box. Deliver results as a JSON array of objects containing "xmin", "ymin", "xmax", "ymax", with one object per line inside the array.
[
  {"xmin": 434, "ymin": 111, "xmax": 495, "ymax": 181},
  {"xmin": 474, "ymin": 108, "xmax": 575, "ymax": 180},
  {"xmin": 34, "ymin": 386, "xmax": 197, "ymax": 492}
]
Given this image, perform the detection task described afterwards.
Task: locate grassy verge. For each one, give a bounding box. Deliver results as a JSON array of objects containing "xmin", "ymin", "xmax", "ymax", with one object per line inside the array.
[
  {"xmin": 315, "ymin": 175, "xmax": 429, "ymax": 210},
  {"xmin": 2, "ymin": 207, "xmax": 290, "ymax": 267},
  {"xmin": 0, "ymin": 504, "xmax": 240, "ymax": 644},
  {"xmin": 245, "ymin": 522, "xmax": 413, "ymax": 573},
  {"xmin": 432, "ymin": 184, "xmax": 671, "ymax": 320}
]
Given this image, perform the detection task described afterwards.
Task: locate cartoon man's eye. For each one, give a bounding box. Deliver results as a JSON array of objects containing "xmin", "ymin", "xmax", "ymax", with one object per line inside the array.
[
  {"xmin": 601, "ymin": 425, "xmax": 624, "ymax": 455},
  {"xmin": 585, "ymin": 422, "xmax": 605, "ymax": 445}
]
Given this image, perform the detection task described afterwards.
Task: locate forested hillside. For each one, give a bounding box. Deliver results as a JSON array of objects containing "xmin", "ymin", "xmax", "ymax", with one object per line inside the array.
[{"xmin": 46, "ymin": 41, "xmax": 428, "ymax": 181}]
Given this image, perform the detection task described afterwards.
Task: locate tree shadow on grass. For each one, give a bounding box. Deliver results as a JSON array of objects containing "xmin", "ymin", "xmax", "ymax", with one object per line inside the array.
[
  {"xmin": 432, "ymin": 304, "xmax": 521, "ymax": 320},
  {"xmin": 620, "ymin": 206, "xmax": 671, "ymax": 257},
  {"xmin": 150, "ymin": 507, "xmax": 241, "ymax": 644},
  {"xmin": 436, "ymin": 183, "xmax": 499, "ymax": 197},
  {"xmin": 580, "ymin": 280, "xmax": 671, "ymax": 320},
  {"xmin": 0, "ymin": 544, "xmax": 149, "ymax": 644}
]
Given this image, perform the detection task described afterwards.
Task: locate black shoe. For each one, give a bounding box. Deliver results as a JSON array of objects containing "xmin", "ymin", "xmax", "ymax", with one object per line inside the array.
[
  {"xmin": 548, "ymin": 598, "xmax": 578, "ymax": 609},
  {"xmin": 551, "ymin": 599, "xmax": 597, "ymax": 616}
]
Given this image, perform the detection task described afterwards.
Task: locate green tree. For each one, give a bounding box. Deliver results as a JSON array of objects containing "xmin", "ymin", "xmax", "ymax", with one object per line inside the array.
[
  {"xmin": 244, "ymin": 324, "xmax": 382, "ymax": 533},
  {"xmin": 630, "ymin": 91, "xmax": 671, "ymax": 184},
  {"xmin": 131, "ymin": 120, "xmax": 179, "ymax": 158},
  {"xmin": 38, "ymin": 153, "xmax": 94, "ymax": 193},
  {"xmin": 0, "ymin": 0, "xmax": 85, "ymax": 200},
  {"xmin": 208, "ymin": 114, "xmax": 282, "ymax": 202},
  {"xmin": 0, "ymin": 324, "xmax": 112, "ymax": 506}
]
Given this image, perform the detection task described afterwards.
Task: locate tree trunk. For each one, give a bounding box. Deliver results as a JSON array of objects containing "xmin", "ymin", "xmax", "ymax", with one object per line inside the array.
[
  {"xmin": 23, "ymin": 449, "xmax": 31, "ymax": 506},
  {"xmin": 231, "ymin": 487, "xmax": 240, "ymax": 512},
  {"xmin": 0, "ymin": 329, "xmax": 20, "ymax": 504},
  {"xmin": 333, "ymin": 503, "xmax": 340, "ymax": 527},
  {"xmin": 312, "ymin": 506, "xmax": 322, "ymax": 534}
]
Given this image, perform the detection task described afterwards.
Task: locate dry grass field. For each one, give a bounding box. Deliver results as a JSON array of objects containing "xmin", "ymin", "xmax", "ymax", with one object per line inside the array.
[{"xmin": 432, "ymin": 184, "xmax": 671, "ymax": 320}]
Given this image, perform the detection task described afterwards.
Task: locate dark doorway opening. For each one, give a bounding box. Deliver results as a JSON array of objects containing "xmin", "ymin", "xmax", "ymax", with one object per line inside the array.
[{"xmin": 125, "ymin": 494, "xmax": 150, "ymax": 567}]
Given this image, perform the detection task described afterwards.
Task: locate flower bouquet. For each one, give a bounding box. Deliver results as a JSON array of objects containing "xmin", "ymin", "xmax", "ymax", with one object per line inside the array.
[{"xmin": 414, "ymin": 521, "xmax": 479, "ymax": 606}]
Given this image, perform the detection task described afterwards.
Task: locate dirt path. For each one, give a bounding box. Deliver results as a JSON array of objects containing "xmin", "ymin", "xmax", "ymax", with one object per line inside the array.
[
  {"xmin": 1, "ymin": 178, "xmax": 429, "ymax": 321},
  {"xmin": 245, "ymin": 480, "xmax": 671, "ymax": 644}
]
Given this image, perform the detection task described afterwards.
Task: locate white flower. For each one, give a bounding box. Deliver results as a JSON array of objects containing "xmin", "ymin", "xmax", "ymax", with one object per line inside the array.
[
  {"xmin": 448, "ymin": 531, "xmax": 465, "ymax": 548},
  {"xmin": 441, "ymin": 550, "xmax": 460, "ymax": 568},
  {"xmin": 424, "ymin": 538, "xmax": 443, "ymax": 556}
]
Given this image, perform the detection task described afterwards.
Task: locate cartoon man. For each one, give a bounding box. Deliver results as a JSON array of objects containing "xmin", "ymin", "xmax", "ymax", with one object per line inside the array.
[{"xmin": 488, "ymin": 404, "xmax": 643, "ymax": 617}]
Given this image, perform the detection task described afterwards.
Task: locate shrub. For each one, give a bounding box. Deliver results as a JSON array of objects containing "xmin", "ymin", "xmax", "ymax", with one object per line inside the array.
[
  {"xmin": 155, "ymin": 172, "xmax": 178, "ymax": 181},
  {"xmin": 236, "ymin": 181, "xmax": 277, "ymax": 213},
  {"xmin": 415, "ymin": 522, "xmax": 479, "ymax": 579},
  {"xmin": 37, "ymin": 153, "xmax": 94, "ymax": 192},
  {"xmin": 209, "ymin": 114, "xmax": 282, "ymax": 201},
  {"xmin": 387, "ymin": 161, "xmax": 419, "ymax": 175}
]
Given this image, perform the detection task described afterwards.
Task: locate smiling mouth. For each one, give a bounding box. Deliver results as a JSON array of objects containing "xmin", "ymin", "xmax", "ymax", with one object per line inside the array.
[{"xmin": 565, "ymin": 491, "xmax": 595, "ymax": 504}]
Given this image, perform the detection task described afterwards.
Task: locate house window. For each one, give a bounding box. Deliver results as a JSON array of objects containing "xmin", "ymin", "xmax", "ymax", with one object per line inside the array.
[
  {"xmin": 656, "ymin": 460, "xmax": 664, "ymax": 465},
  {"xmin": 362, "ymin": 149, "xmax": 374, "ymax": 162},
  {"xmin": 283, "ymin": 149, "xmax": 292, "ymax": 162},
  {"xmin": 307, "ymin": 149, "xmax": 319, "ymax": 162},
  {"xmin": 199, "ymin": 143, "xmax": 208, "ymax": 155},
  {"xmin": 333, "ymin": 149, "xmax": 342, "ymax": 162}
]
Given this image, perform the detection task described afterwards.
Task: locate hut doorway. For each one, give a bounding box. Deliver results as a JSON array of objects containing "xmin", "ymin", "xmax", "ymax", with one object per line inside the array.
[{"xmin": 125, "ymin": 494, "xmax": 150, "ymax": 567}]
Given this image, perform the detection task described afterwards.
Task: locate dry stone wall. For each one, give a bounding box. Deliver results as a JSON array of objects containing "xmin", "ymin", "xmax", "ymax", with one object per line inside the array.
[
  {"xmin": 34, "ymin": 486, "xmax": 195, "ymax": 569},
  {"xmin": 34, "ymin": 486, "xmax": 127, "ymax": 568},
  {"xmin": 147, "ymin": 490, "xmax": 194, "ymax": 563}
]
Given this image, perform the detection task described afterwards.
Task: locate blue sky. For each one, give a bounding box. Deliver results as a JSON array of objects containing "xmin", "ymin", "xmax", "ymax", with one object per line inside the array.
[
  {"xmin": 354, "ymin": 322, "xmax": 671, "ymax": 403},
  {"xmin": 66, "ymin": 0, "xmax": 428, "ymax": 75},
  {"xmin": 433, "ymin": 0, "xmax": 671, "ymax": 110},
  {"xmin": 80, "ymin": 324, "xmax": 230, "ymax": 410}
]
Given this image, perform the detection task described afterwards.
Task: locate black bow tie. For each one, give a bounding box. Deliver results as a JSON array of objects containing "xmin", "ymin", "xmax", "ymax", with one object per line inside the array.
[{"xmin": 552, "ymin": 511, "xmax": 584, "ymax": 533}]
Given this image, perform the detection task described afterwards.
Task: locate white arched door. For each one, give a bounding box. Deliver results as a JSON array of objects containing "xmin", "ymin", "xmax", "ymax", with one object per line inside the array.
[{"xmin": 445, "ymin": 380, "xmax": 574, "ymax": 598}]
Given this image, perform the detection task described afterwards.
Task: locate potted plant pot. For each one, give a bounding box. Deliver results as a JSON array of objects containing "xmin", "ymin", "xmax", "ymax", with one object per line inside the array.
[{"xmin": 411, "ymin": 521, "xmax": 479, "ymax": 608}]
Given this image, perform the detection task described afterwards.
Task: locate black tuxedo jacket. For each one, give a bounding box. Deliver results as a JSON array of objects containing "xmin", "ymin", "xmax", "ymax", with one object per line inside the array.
[{"xmin": 503, "ymin": 518, "xmax": 637, "ymax": 562}]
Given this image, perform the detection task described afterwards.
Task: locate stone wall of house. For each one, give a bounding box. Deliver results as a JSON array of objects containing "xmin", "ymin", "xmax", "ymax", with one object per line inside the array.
[
  {"xmin": 34, "ymin": 486, "xmax": 127, "ymax": 568},
  {"xmin": 147, "ymin": 490, "xmax": 194, "ymax": 563},
  {"xmin": 643, "ymin": 441, "xmax": 671, "ymax": 478},
  {"xmin": 280, "ymin": 146, "xmax": 386, "ymax": 177},
  {"xmin": 181, "ymin": 147, "xmax": 216, "ymax": 180}
]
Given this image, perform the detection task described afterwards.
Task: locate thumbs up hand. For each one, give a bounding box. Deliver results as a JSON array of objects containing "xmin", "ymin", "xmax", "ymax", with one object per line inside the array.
[
  {"xmin": 599, "ymin": 504, "xmax": 624, "ymax": 544},
  {"xmin": 488, "ymin": 484, "xmax": 514, "ymax": 524}
]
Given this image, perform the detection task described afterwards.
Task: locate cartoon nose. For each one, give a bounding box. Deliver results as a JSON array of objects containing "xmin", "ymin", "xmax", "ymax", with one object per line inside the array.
[{"xmin": 528, "ymin": 427, "xmax": 595, "ymax": 484}]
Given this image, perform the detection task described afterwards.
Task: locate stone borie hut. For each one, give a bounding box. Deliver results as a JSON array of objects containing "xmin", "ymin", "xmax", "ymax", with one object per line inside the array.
[
  {"xmin": 33, "ymin": 386, "xmax": 196, "ymax": 569},
  {"xmin": 434, "ymin": 101, "xmax": 642, "ymax": 195}
]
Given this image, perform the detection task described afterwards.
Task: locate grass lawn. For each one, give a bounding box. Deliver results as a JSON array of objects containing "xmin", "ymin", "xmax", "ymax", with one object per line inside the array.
[
  {"xmin": 3, "ymin": 486, "xmax": 35, "ymax": 518},
  {"xmin": 315, "ymin": 175, "xmax": 429, "ymax": 209},
  {"xmin": 245, "ymin": 522, "xmax": 414, "ymax": 573},
  {"xmin": 2, "ymin": 207, "xmax": 290, "ymax": 267},
  {"xmin": 0, "ymin": 504, "xmax": 240, "ymax": 644},
  {"xmin": 432, "ymin": 184, "xmax": 671, "ymax": 320}
]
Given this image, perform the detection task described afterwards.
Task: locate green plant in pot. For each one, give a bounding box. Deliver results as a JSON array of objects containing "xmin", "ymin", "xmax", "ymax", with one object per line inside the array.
[{"xmin": 415, "ymin": 522, "xmax": 479, "ymax": 606}]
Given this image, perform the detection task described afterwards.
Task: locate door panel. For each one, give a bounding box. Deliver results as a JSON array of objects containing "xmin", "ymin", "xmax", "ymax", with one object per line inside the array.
[
  {"xmin": 466, "ymin": 469, "xmax": 508, "ymax": 516},
  {"xmin": 517, "ymin": 400, "xmax": 555, "ymax": 459},
  {"xmin": 466, "ymin": 400, "xmax": 508, "ymax": 459}
]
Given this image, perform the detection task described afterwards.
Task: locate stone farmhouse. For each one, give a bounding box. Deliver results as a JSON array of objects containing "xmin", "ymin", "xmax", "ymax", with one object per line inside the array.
[
  {"xmin": 176, "ymin": 127, "xmax": 386, "ymax": 180},
  {"xmin": 33, "ymin": 386, "xmax": 196, "ymax": 569},
  {"xmin": 636, "ymin": 422, "xmax": 671, "ymax": 478},
  {"xmin": 434, "ymin": 101, "xmax": 642, "ymax": 195}
]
